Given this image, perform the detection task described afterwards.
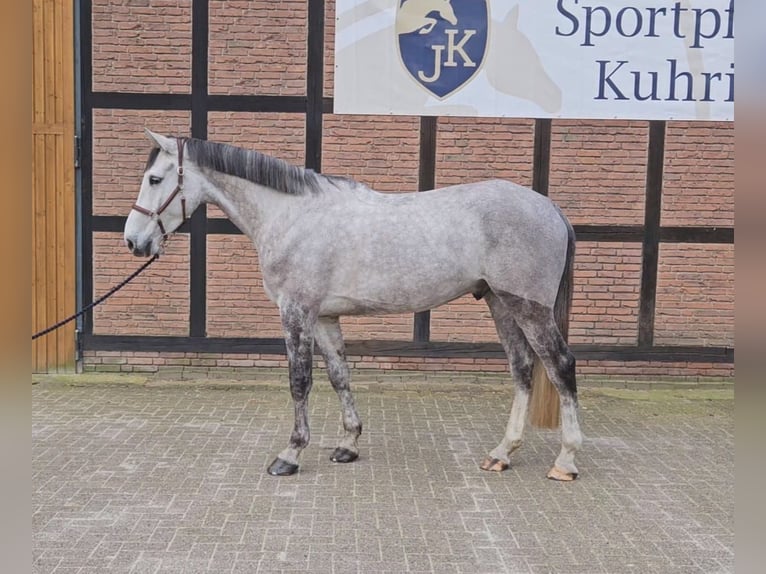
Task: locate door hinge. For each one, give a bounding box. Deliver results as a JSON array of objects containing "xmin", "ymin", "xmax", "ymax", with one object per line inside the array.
[
  {"xmin": 74, "ymin": 135, "xmax": 81, "ymax": 169},
  {"xmin": 75, "ymin": 328, "xmax": 82, "ymax": 362}
]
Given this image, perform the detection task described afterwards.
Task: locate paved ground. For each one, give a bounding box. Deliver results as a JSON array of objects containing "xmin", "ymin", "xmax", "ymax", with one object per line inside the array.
[{"xmin": 33, "ymin": 375, "xmax": 734, "ymax": 574}]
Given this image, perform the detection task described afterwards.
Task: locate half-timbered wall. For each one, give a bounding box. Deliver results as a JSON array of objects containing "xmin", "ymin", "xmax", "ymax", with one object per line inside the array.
[{"xmin": 76, "ymin": 0, "xmax": 733, "ymax": 379}]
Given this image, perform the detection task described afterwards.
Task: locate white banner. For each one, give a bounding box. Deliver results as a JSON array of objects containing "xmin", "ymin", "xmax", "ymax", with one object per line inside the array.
[{"xmin": 334, "ymin": 0, "xmax": 734, "ymax": 120}]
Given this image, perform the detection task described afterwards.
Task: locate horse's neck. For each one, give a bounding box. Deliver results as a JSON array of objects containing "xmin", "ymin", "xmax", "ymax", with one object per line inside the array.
[
  {"xmin": 202, "ymin": 170, "xmax": 374, "ymax": 246},
  {"xmin": 203, "ymin": 171, "xmax": 300, "ymax": 247}
]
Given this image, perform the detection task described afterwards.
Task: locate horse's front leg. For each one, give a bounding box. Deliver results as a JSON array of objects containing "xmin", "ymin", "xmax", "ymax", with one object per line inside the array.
[{"xmin": 267, "ymin": 301, "xmax": 317, "ymax": 476}]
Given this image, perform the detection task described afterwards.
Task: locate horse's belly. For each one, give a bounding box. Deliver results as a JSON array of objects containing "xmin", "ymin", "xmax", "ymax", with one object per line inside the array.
[{"xmin": 319, "ymin": 274, "xmax": 478, "ymax": 316}]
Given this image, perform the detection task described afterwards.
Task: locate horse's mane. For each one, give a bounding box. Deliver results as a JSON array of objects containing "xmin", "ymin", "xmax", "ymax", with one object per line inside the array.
[{"xmin": 184, "ymin": 138, "xmax": 324, "ymax": 195}]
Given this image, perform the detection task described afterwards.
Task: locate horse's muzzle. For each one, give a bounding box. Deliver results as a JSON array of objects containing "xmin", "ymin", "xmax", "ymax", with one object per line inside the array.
[{"xmin": 125, "ymin": 238, "xmax": 152, "ymax": 258}]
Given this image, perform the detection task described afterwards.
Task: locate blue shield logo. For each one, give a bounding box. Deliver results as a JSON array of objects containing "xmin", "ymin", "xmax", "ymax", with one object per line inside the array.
[{"xmin": 396, "ymin": 0, "xmax": 488, "ymax": 99}]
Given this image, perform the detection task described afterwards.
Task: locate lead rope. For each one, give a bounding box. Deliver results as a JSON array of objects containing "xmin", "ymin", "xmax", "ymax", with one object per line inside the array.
[{"xmin": 32, "ymin": 254, "xmax": 159, "ymax": 340}]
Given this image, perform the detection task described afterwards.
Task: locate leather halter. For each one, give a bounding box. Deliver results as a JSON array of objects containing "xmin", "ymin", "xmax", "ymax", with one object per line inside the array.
[{"xmin": 131, "ymin": 137, "xmax": 188, "ymax": 237}]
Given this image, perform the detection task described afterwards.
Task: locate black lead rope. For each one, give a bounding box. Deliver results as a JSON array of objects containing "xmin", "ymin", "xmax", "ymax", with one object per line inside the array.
[{"xmin": 32, "ymin": 254, "xmax": 159, "ymax": 341}]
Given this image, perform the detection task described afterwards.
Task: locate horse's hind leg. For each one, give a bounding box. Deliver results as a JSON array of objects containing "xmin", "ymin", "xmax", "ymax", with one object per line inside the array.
[
  {"xmin": 267, "ymin": 301, "xmax": 318, "ymax": 476},
  {"xmin": 480, "ymin": 292, "xmax": 535, "ymax": 472},
  {"xmin": 504, "ymin": 295, "xmax": 582, "ymax": 481},
  {"xmin": 315, "ymin": 317, "xmax": 362, "ymax": 463}
]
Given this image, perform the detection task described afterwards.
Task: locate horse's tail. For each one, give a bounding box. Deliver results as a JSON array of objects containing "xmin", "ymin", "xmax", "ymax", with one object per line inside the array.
[{"xmin": 528, "ymin": 209, "xmax": 575, "ymax": 429}]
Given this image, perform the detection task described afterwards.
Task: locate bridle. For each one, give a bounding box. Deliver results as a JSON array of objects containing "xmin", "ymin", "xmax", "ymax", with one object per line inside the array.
[{"xmin": 131, "ymin": 137, "xmax": 188, "ymax": 238}]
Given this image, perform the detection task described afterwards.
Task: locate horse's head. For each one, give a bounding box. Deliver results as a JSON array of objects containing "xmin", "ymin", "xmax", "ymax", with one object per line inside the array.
[
  {"xmin": 436, "ymin": 0, "xmax": 457, "ymax": 25},
  {"xmin": 124, "ymin": 129, "xmax": 202, "ymax": 257}
]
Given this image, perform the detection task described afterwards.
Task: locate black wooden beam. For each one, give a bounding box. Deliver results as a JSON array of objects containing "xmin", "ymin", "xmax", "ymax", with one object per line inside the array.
[
  {"xmin": 532, "ymin": 118, "xmax": 552, "ymax": 196},
  {"xmin": 189, "ymin": 0, "xmax": 208, "ymax": 338},
  {"xmin": 208, "ymin": 94, "xmax": 307, "ymax": 113},
  {"xmin": 210, "ymin": 95, "xmax": 333, "ymax": 114},
  {"xmin": 418, "ymin": 117, "xmax": 437, "ymax": 191},
  {"xmin": 80, "ymin": 0, "xmax": 94, "ymax": 334},
  {"xmin": 206, "ymin": 218, "xmax": 242, "ymax": 235},
  {"xmin": 83, "ymin": 335, "xmax": 733, "ymax": 364},
  {"xmin": 90, "ymin": 92, "xmax": 192, "ymax": 110},
  {"xmin": 91, "ymin": 216, "xmax": 734, "ymax": 245},
  {"xmin": 414, "ymin": 116, "xmax": 438, "ymax": 342},
  {"xmin": 90, "ymin": 93, "xmax": 337, "ymax": 115},
  {"xmin": 305, "ymin": 0, "xmax": 324, "ymax": 171},
  {"xmin": 659, "ymin": 226, "xmax": 734, "ymax": 243},
  {"xmin": 638, "ymin": 121, "xmax": 666, "ymax": 347},
  {"xmin": 574, "ymin": 225, "xmax": 644, "ymax": 242}
]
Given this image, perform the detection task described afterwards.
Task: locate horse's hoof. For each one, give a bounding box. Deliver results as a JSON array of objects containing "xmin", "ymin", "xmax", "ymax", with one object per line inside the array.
[
  {"xmin": 267, "ymin": 458, "xmax": 299, "ymax": 476},
  {"xmin": 480, "ymin": 456, "xmax": 509, "ymax": 472},
  {"xmin": 330, "ymin": 448, "xmax": 359, "ymax": 463},
  {"xmin": 546, "ymin": 466, "xmax": 578, "ymax": 481}
]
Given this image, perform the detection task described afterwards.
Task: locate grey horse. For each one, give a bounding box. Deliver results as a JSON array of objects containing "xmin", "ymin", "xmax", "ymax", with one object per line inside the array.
[{"xmin": 124, "ymin": 130, "xmax": 582, "ymax": 481}]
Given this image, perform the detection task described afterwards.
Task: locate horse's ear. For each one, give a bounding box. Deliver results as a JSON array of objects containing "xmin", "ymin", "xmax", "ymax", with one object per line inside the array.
[{"xmin": 144, "ymin": 129, "xmax": 175, "ymax": 153}]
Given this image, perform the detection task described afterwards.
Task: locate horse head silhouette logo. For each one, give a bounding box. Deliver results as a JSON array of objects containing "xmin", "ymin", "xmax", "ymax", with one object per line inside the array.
[
  {"xmin": 396, "ymin": 0, "xmax": 488, "ymax": 99},
  {"xmin": 395, "ymin": 0, "xmax": 458, "ymax": 35}
]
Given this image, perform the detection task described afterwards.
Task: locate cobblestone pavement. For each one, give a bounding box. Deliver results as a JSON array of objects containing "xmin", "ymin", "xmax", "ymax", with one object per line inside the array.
[{"xmin": 33, "ymin": 376, "xmax": 734, "ymax": 574}]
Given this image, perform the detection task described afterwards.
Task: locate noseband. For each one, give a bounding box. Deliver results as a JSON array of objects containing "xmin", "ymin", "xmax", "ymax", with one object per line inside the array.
[{"xmin": 131, "ymin": 137, "xmax": 188, "ymax": 237}]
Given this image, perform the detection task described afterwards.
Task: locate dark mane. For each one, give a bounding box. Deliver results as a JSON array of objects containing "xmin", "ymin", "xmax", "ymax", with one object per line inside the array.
[{"xmin": 184, "ymin": 138, "xmax": 323, "ymax": 195}]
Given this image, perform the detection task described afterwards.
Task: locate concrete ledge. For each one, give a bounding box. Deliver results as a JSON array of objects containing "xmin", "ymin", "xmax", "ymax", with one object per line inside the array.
[{"xmin": 37, "ymin": 368, "xmax": 735, "ymax": 390}]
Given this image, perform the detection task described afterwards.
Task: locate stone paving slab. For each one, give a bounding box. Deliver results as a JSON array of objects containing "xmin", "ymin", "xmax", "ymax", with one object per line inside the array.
[{"xmin": 33, "ymin": 376, "xmax": 734, "ymax": 574}]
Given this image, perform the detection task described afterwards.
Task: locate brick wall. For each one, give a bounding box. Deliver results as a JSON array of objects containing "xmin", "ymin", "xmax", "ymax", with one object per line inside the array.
[
  {"xmin": 209, "ymin": 0, "xmax": 307, "ymax": 96},
  {"xmin": 84, "ymin": 1, "xmax": 734, "ymax": 380},
  {"xmin": 93, "ymin": 0, "xmax": 191, "ymax": 93},
  {"xmin": 549, "ymin": 120, "xmax": 647, "ymax": 225}
]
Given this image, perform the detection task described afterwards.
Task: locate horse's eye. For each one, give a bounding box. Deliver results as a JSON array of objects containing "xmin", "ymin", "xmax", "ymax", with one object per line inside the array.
[{"xmin": 148, "ymin": 175, "xmax": 163, "ymax": 186}]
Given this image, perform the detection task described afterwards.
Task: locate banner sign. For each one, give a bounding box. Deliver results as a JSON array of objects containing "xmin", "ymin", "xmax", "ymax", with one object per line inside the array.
[{"xmin": 334, "ymin": 0, "xmax": 734, "ymax": 120}]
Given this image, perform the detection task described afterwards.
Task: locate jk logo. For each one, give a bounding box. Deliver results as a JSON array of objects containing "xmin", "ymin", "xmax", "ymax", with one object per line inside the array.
[{"xmin": 396, "ymin": 0, "xmax": 488, "ymax": 98}]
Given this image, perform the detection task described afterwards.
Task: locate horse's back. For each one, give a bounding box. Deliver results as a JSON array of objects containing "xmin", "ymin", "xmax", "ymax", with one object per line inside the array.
[
  {"xmin": 424, "ymin": 179, "xmax": 569, "ymax": 245},
  {"xmin": 356, "ymin": 178, "xmax": 570, "ymax": 308}
]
